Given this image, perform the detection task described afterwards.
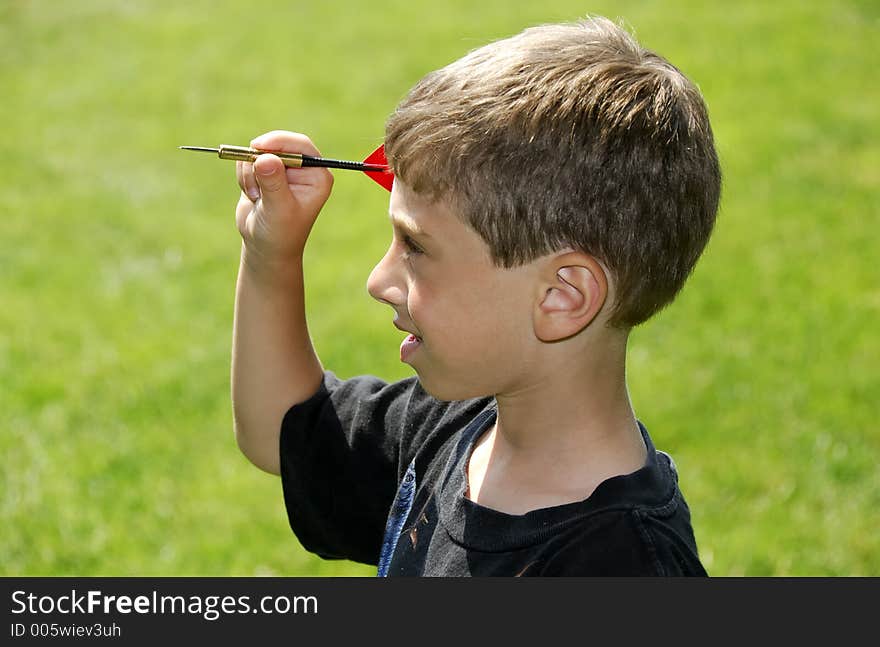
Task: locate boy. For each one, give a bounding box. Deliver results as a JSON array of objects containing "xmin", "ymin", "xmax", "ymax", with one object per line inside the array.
[{"xmin": 230, "ymin": 17, "xmax": 721, "ymax": 576}]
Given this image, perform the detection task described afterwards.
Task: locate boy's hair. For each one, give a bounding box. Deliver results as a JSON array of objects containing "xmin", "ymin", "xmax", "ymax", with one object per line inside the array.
[{"xmin": 384, "ymin": 17, "xmax": 721, "ymax": 328}]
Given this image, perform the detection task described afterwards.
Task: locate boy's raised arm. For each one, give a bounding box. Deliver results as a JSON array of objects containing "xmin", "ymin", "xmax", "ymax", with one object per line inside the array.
[{"xmin": 230, "ymin": 131, "xmax": 334, "ymax": 475}]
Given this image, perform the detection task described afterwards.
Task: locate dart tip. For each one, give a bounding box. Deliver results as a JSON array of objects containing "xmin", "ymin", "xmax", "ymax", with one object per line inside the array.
[{"xmin": 179, "ymin": 146, "xmax": 219, "ymax": 153}]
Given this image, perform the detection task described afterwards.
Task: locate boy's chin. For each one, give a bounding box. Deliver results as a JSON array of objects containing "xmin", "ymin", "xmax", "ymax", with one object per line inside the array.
[{"xmin": 414, "ymin": 372, "xmax": 493, "ymax": 403}]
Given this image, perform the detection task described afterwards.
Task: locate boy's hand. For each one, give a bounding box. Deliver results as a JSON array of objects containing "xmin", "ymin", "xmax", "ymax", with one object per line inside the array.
[{"xmin": 235, "ymin": 130, "xmax": 334, "ymax": 269}]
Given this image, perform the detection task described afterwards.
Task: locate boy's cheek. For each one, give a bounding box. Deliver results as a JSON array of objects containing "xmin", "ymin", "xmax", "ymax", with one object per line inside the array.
[{"xmin": 404, "ymin": 288, "xmax": 433, "ymax": 322}]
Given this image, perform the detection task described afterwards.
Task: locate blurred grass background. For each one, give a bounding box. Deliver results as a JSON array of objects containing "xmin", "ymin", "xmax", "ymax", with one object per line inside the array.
[{"xmin": 1, "ymin": 0, "xmax": 877, "ymax": 576}]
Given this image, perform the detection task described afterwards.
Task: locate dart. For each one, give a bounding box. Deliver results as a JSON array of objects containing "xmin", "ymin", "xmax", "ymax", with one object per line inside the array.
[{"xmin": 180, "ymin": 143, "xmax": 394, "ymax": 191}]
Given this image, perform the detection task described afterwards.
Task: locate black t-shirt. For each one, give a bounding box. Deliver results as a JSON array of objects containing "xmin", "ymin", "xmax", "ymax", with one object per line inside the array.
[{"xmin": 279, "ymin": 371, "xmax": 707, "ymax": 576}]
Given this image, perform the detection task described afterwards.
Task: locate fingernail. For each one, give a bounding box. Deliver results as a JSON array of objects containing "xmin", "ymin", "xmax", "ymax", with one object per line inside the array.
[
  {"xmin": 257, "ymin": 164, "xmax": 276, "ymax": 176},
  {"xmin": 247, "ymin": 188, "xmax": 260, "ymax": 201}
]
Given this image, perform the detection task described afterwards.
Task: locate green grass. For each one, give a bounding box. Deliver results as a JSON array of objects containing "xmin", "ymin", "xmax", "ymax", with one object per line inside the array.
[{"xmin": 2, "ymin": 0, "xmax": 877, "ymax": 576}]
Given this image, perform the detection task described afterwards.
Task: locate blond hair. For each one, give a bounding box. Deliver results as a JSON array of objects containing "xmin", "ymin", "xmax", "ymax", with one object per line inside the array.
[{"xmin": 385, "ymin": 17, "xmax": 721, "ymax": 327}]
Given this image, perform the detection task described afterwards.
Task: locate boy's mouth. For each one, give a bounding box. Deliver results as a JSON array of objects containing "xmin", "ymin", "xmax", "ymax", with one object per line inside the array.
[{"xmin": 400, "ymin": 333, "xmax": 422, "ymax": 362}]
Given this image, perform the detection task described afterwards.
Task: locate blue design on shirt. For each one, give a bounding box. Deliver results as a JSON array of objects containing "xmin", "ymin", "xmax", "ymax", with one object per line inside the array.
[{"xmin": 376, "ymin": 459, "xmax": 417, "ymax": 577}]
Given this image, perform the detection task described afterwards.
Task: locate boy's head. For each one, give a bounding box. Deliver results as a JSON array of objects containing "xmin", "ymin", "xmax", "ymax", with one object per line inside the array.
[{"xmin": 384, "ymin": 17, "xmax": 721, "ymax": 329}]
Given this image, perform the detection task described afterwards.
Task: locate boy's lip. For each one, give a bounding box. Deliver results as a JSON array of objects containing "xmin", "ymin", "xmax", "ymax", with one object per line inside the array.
[
  {"xmin": 393, "ymin": 320, "xmax": 423, "ymax": 364},
  {"xmin": 400, "ymin": 333, "xmax": 422, "ymax": 363}
]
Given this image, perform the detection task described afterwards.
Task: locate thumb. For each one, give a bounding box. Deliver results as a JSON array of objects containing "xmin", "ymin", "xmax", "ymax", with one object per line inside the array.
[{"xmin": 253, "ymin": 154, "xmax": 295, "ymax": 213}]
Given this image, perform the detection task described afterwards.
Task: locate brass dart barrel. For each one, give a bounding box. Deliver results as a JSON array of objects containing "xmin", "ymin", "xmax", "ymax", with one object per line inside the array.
[{"xmin": 179, "ymin": 145, "xmax": 388, "ymax": 172}]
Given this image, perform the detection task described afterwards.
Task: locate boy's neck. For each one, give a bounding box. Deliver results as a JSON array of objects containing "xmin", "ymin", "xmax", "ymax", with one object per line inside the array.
[{"xmin": 466, "ymin": 330, "xmax": 646, "ymax": 515}]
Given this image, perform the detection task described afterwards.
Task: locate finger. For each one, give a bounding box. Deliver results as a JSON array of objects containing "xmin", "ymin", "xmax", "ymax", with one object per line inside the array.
[
  {"xmin": 250, "ymin": 131, "xmax": 329, "ymax": 193},
  {"xmin": 236, "ymin": 157, "xmax": 260, "ymax": 202},
  {"xmin": 243, "ymin": 161, "xmax": 260, "ymax": 201},
  {"xmin": 252, "ymin": 154, "xmax": 296, "ymax": 214},
  {"xmin": 236, "ymin": 160, "xmax": 245, "ymax": 193},
  {"xmin": 251, "ymin": 130, "xmax": 323, "ymax": 157},
  {"xmin": 235, "ymin": 192, "xmax": 252, "ymax": 235}
]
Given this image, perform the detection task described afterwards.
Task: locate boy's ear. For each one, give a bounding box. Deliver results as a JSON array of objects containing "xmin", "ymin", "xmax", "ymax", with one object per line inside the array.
[{"xmin": 533, "ymin": 252, "xmax": 608, "ymax": 342}]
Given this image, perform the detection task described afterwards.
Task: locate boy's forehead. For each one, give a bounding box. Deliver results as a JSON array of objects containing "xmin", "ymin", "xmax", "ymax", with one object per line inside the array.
[{"xmin": 388, "ymin": 181, "xmax": 450, "ymax": 236}]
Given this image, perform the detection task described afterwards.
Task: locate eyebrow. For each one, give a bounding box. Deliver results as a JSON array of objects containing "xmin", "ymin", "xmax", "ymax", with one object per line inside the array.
[{"xmin": 389, "ymin": 212, "xmax": 432, "ymax": 239}]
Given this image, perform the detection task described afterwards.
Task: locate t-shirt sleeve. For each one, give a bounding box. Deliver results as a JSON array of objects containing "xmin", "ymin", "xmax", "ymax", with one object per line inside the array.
[{"xmin": 278, "ymin": 371, "xmax": 450, "ymax": 565}]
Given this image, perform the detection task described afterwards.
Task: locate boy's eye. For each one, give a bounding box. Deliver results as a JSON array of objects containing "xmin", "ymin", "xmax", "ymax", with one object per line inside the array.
[{"xmin": 402, "ymin": 234, "xmax": 424, "ymax": 255}]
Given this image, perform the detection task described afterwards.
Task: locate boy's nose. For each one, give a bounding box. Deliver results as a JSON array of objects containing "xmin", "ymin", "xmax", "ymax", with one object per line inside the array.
[{"xmin": 367, "ymin": 247, "xmax": 406, "ymax": 307}]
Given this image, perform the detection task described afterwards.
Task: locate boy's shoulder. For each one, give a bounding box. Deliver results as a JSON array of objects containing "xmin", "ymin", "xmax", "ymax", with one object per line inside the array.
[
  {"xmin": 426, "ymin": 416, "xmax": 706, "ymax": 576},
  {"xmin": 527, "ymin": 500, "xmax": 708, "ymax": 576},
  {"xmin": 529, "ymin": 443, "xmax": 707, "ymax": 576}
]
